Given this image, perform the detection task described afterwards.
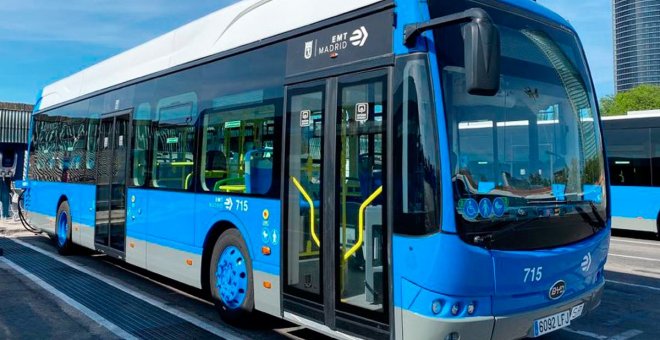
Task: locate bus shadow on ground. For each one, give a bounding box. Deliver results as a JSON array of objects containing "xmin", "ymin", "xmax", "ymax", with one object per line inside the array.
[
  {"xmin": 611, "ymin": 229, "xmax": 659, "ymax": 241},
  {"xmin": 14, "ymin": 235, "xmax": 295, "ymax": 335}
]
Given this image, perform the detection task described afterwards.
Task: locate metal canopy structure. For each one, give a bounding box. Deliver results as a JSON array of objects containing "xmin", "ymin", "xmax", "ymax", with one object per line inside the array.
[{"xmin": 0, "ymin": 102, "xmax": 32, "ymax": 144}]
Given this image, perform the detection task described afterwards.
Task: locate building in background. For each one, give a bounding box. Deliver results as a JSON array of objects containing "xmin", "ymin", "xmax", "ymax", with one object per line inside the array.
[
  {"xmin": 0, "ymin": 102, "xmax": 32, "ymax": 217},
  {"xmin": 613, "ymin": 0, "xmax": 660, "ymax": 92}
]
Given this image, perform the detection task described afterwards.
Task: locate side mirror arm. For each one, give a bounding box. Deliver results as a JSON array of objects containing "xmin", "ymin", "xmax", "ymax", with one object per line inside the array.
[{"xmin": 403, "ymin": 8, "xmax": 492, "ymax": 47}]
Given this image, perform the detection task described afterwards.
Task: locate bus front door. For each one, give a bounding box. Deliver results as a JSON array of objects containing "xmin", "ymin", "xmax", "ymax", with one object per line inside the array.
[
  {"xmin": 94, "ymin": 111, "xmax": 131, "ymax": 257},
  {"xmin": 283, "ymin": 69, "xmax": 390, "ymax": 337}
]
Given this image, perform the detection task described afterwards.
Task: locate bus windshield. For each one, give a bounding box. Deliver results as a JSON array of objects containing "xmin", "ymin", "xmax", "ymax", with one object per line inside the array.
[{"xmin": 432, "ymin": 2, "xmax": 607, "ymax": 249}]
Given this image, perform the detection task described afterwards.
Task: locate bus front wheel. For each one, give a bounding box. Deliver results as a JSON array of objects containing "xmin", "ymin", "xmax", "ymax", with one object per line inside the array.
[
  {"xmin": 55, "ymin": 201, "xmax": 74, "ymax": 255},
  {"xmin": 209, "ymin": 228, "xmax": 254, "ymax": 324}
]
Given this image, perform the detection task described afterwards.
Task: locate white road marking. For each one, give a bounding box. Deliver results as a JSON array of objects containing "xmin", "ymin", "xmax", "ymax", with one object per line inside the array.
[
  {"xmin": 606, "ymin": 279, "xmax": 660, "ymax": 293},
  {"xmin": 610, "ymin": 238, "xmax": 660, "ymax": 247},
  {"xmin": 9, "ymin": 238, "xmax": 243, "ymax": 340},
  {"xmin": 563, "ymin": 327, "xmax": 644, "ymax": 340},
  {"xmin": 563, "ymin": 327, "xmax": 607, "ymax": 339},
  {"xmin": 0, "ymin": 256, "xmax": 137, "ymax": 340},
  {"xmin": 608, "ymin": 329, "xmax": 644, "ymax": 340},
  {"xmin": 609, "ymin": 253, "xmax": 660, "ymax": 263}
]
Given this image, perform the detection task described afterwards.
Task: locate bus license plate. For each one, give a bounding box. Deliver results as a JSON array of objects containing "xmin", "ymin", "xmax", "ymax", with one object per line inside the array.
[{"xmin": 533, "ymin": 310, "xmax": 571, "ymax": 337}]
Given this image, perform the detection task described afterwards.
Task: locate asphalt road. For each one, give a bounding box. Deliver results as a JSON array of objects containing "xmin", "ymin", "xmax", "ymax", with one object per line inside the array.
[
  {"xmin": 1, "ymin": 221, "xmax": 659, "ymax": 340},
  {"xmin": 540, "ymin": 231, "xmax": 660, "ymax": 340}
]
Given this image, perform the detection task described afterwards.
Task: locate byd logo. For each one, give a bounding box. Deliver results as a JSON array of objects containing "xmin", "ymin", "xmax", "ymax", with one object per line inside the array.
[{"xmin": 549, "ymin": 280, "xmax": 566, "ymax": 300}]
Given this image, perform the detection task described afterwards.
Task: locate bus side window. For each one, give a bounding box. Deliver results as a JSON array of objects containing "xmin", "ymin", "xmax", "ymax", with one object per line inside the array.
[
  {"xmin": 131, "ymin": 103, "xmax": 152, "ymax": 187},
  {"xmin": 393, "ymin": 56, "xmax": 442, "ymax": 235},
  {"xmin": 151, "ymin": 92, "xmax": 197, "ymax": 190},
  {"xmin": 653, "ymin": 128, "xmax": 660, "ymax": 187},
  {"xmin": 606, "ymin": 128, "xmax": 652, "ymax": 186},
  {"xmin": 200, "ymin": 101, "xmax": 276, "ymax": 196}
]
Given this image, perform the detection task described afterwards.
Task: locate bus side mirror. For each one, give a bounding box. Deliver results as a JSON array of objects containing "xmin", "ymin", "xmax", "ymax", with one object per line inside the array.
[{"xmin": 463, "ymin": 18, "xmax": 500, "ymax": 96}]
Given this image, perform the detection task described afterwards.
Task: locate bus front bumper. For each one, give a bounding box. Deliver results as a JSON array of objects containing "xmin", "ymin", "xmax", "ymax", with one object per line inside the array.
[{"xmin": 399, "ymin": 281, "xmax": 604, "ymax": 340}]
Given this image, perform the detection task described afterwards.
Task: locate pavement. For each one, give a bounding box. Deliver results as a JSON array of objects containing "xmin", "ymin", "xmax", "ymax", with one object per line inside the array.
[{"xmin": 1, "ymin": 219, "xmax": 659, "ymax": 340}]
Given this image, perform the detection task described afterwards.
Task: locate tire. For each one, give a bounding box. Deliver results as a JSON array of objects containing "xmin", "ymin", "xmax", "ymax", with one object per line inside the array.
[
  {"xmin": 55, "ymin": 201, "xmax": 75, "ymax": 255},
  {"xmin": 209, "ymin": 228, "xmax": 254, "ymax": 324}
]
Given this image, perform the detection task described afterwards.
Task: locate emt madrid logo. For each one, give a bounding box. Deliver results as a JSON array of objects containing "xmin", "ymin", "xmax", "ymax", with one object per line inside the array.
[{"xmin": 303, "ymin": 26, "xmax": 369, "ymax": 60}]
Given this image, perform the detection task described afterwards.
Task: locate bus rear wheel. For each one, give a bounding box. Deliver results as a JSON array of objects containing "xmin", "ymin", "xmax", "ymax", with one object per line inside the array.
[
  {"xmin": 55, "ymin": 201, "xmax": 74, "ymax": 255},
  {"xmin": 209, "ymin": 228, "xmax": 254, "ymax": 324}
]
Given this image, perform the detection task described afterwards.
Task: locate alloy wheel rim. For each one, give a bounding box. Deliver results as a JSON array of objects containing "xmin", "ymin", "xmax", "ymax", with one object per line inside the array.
[
  {"xmin": 57, "ymin": 211, "xmax": 68, "ymax": 247},
  {"xmin": 216, "ymin": 245, "xmax": 248, "ymax": 309}
]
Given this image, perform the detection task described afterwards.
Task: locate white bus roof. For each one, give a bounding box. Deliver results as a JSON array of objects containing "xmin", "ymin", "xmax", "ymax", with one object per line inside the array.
[{"xmin": 39, "ymin": 0, "xmax": 384, "ymax": 111}]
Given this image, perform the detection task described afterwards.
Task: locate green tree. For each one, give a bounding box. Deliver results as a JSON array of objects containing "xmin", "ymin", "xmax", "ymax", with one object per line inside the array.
[{"xmin": 599, "ymin": 84, "xmax": 660, "ymax": 116}]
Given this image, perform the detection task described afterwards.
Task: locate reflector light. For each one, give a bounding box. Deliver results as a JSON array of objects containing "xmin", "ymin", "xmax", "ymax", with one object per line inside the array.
[
  {"xmin": 262, "ymin": 246, "xmax": 271, "ymax": 255},
  {"xmin": 263, "ymin": 281, "xmax": 272, "ymax": 289},
  {"xmin": 432, "ymin": 300, "xmax": 443, "ymax": 314},
  {"xmin": 451, "ymin": 303, "xmax": 460, "ymax": 316},
  {"xmin": 467, "ymin": 303, "xmax": 476, "ymax": 315}
]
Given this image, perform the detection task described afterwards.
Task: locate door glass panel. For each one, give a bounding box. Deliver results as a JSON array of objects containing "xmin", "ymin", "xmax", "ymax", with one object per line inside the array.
[
  {"xmin": 337, "ymin": 73, "xmax": 387, "ymax": 315},
  {"xmin": 95, "ymin": 118, "xmax": 113, "ymax": 246},
  {"xmin": 110, "ymin": 115, "xmax": 128, "ymax": 251},
  {"xmin": 286, "ymin": 87, "xmax": 324, "ymax": 298}
]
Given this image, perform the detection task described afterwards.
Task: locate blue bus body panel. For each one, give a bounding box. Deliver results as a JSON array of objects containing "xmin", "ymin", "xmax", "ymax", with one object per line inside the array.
[
  {"xmin": 611, "ymin": 186, "xmax": 660, "ymax": 220},
  {"xmin": 194, "ymin": 194, "xmax": 281, "ymax": 275},
  {"xmin": 126, "ymin": 188, "xmax": 281, "ymax": 275},
  {"xmin": 490, "ymin": 227, "xmax": 608, "ymax": 315},
  {"xmin": 392, "ymin": 232, "xmax": 494, "ymax": 317},
  {"xmin": 26, "ymin": 181, "xmax": 96, "ymax": 227},
  {"xmin": 393, "ymin": 228, "xmax": 609, "ymax": 317}
]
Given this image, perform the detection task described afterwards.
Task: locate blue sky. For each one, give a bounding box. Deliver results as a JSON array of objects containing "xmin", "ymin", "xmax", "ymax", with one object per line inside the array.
[
  {"xmin": 0, "ymin": 0, "xmax": 613, "ymax": 104},
  {"xmin": 0, "ymin": 0, "xmax": 238, "ymax": 104}
]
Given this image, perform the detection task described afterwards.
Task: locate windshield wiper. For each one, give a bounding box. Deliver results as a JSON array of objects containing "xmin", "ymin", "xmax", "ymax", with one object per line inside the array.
[
  {"xmin": 473, "ymin": 218, "xmax": 538, "ymax": 249},
  {"xmin": 526, "ymin": 199, "xmax": 594, "ymax": 205},
  {"xmin": 473, "ymin": 200, "xmax": 605, "ymax": 248}
]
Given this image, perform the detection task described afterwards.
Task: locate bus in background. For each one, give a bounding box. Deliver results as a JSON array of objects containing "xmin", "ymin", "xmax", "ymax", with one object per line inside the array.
[
  {"xmin": 21, "ymin": 0, "xmax": 610, "ymax": 338},
  {"xmin": 602, "ymin": 112, "xmax": 660, "ymax": 237}
]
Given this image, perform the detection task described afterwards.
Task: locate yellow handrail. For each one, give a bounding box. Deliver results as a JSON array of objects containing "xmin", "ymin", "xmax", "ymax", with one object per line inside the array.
[
  {"xmin": 184, "ymin": 173, "xmax": 193, "ymax": 190},
  {"xmin": 343, "ymin": 186, "xmax": 382, "ymax": 261},
  {"xmin": 291, "ymin": 177, "xmax": 320, "ymax": 247},
  {"xmin": 172, "ymin": 161, "xmax": 194, "ymax": 166}
]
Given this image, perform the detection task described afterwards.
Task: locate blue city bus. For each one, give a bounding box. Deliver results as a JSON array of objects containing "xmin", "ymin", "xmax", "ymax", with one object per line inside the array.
[
  {"xmin": 20, "ymin": 0, "xmax": 610, "ymax": 338},
  {"xmin": 602, "ymin": 113, "xmax": 660, "ymax": 237}
]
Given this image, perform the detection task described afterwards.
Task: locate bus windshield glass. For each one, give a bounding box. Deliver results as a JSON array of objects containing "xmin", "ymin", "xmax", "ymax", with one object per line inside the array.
[{"xmin": 431, "ymin": 2, "xmax": 607, "ymax": 249}]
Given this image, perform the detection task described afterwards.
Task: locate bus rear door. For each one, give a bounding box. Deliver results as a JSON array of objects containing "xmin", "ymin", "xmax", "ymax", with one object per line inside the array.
[{"xmin": 94, "ymin": 110, "xmax": 131, "ymax": 257}]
